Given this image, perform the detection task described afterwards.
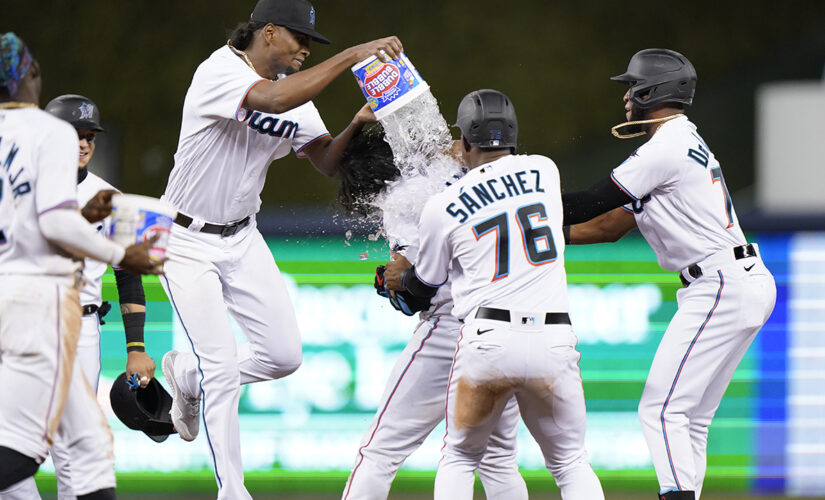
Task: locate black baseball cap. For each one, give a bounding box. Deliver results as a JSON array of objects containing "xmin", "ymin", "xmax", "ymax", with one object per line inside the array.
[{"xmin": 250, "ymin": 0, "xmax": 330, "ymax": 45}]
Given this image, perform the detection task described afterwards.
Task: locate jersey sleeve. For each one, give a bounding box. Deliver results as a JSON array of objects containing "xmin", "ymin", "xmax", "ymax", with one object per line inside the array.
[
  {"xmin": 187, "ymin": 49, "xmax": 266, "ymax": 124},
  {"xmin": 610, "ymin": 141, "xmax": 681, "ymax": 200},
  {"xmin": 292, "ymin": 100, "xmax": 331, "ymax": 158},
  {"xmin": 35, "ymin": 121, "xmax": 79, "ymax": 216},
  {"xmin": 411, "ymin": 196, "xmax": 450, "ymax": 287}
]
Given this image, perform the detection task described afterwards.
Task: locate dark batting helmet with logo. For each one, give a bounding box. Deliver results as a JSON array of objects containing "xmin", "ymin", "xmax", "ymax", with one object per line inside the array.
[
  {"xmin": 611, "ymin": 48, "xmax": 697, "ymax": 111},
  {"xmin": 109, "ymin": 372, "xmax": 176, "ymax": 443},
  {"xmin": 454, "ymin": 89, "xmax": 518, "ymax": 153},
  {"xmin": 44, "ymin": 94, "xmax": 104, "ymax": 131}
]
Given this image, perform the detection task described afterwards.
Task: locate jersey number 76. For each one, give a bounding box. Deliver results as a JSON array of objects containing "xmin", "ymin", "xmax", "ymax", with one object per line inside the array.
[{"xmin": 472, "ymin": 202, "xmax": 557, "ymax": 281}]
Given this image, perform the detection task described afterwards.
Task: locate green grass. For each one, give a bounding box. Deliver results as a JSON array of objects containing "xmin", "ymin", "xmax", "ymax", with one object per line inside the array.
[{"xmin": 33, "ymin": 469, "xmax": 752, "ymax": 495}]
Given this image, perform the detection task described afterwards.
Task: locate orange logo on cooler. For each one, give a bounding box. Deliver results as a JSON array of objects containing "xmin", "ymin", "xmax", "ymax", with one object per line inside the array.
[{"xmin": 364, "ymin": 63, "xmax": 401, "ymax": 98}]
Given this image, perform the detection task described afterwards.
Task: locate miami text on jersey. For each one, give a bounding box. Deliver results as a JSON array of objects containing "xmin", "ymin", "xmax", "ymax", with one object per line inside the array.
[
  {"xmin": 0, "ymin": 138, "xmax": 32, "ymax": 200},
  {"xmin": 446, "ymin": 168, "xmax": 544, "ymax": 223},
  {"xmin": 242, "ymin": 111, "xmax": 299, "ymax": 139}
]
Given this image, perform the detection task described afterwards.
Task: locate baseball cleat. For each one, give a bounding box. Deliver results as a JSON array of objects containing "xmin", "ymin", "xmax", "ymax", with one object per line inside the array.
[{"xmin": 162, "ymin": 350, "xmax": 201, "ymax": 442}]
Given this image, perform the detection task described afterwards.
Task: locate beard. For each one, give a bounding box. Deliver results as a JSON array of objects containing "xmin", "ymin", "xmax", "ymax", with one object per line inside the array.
[{"xmin": 622, "ymin": 105, "xmax": 648, "ymax": 136}]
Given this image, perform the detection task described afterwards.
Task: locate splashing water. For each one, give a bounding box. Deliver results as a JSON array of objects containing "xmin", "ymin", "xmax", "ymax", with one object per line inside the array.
[{"xmin": 366, "ymin": 90, "xmax": 464, "ymax": 243}]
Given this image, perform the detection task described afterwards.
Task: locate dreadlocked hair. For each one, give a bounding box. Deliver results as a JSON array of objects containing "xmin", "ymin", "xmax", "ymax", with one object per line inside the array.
[
  {"xmin": 337, "ymin": 124, "xmax": 399, "ymax": 217},
  {"xmin": 228, "ymin": 21, "xmax": 268, "ymax": 50}
]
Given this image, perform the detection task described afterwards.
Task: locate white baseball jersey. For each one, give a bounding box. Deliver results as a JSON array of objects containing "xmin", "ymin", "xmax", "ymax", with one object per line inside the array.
[
  {"xmin": 414, "ymin": 154, "xmax": 568, "ymax": 320},
  {"xmin": 77, "ymin": 172, "xmax": 117, "ymax": 306},
  {"xmin": 0, "ymin": 107, "xmax": 116, "ymax": 497},
  {"xmin": 607, "ymin": 114, "xmax": 776, "ymax": 495},
  {"xmin": 0, "ymin": 107, "xmax": 81, "ymax": 276},
  {"xmin": 611, "ymin": 115, "xmax": 746, "ymax": 271},
  {"xmin": 163, "ymin": 45, "xmax": 330, "ymax": 223}
]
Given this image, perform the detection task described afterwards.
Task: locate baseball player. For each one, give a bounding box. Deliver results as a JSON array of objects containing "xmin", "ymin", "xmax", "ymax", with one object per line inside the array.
[
  {"xmin": 384, "ymin": 89, "xmax": 604, "ymax": 500},
  {"xmin": 156, "ymin": 0, "xmax": 404, "ymax": 497},
  {"xmin": 7, "ymin": 94, "xmax": 156, "ymax": 500},
  {"xmin": 337, "ymin": 126, "xmax": 527, "ymax": 500},
  {"xmin": 0, "ymin": 32, "xmax": 160, "ymax": 499},
  {"xmin": 560, "ymin": 49, "xmax": 777, "ymax": 499}
]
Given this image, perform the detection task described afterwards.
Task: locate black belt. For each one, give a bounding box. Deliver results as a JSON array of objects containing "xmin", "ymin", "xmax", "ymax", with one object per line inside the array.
[
  {"xmin": 174, "ymin": 213, "xmax": 251, "ymax": 237},
  {"xmin": 679, "ymin": 243, "xmax": 756, "ymax": 287},
  {"xmin": 476, "ymin": 307, "xmax": 571, "ymax": 325},
  {"xmin": 82, "ymin": 304, "xmax": 99, "ymax": 316}
]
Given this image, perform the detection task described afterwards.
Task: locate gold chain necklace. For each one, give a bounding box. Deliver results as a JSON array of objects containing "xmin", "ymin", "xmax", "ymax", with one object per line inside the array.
[
  {"xmin": 0, "ymin": 101, "xmax": 37, "ymax": 110},
  {"xmin": 611, "ymin": 113, "xmax": 685, "ymax": 139},
  {"xmin": 226, "ymin": 41, "xmax": 260, "ymax": 75}
]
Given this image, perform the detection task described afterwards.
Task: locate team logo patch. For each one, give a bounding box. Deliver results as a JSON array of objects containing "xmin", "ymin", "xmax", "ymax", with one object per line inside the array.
[
  {"xmin": 489, "ymin": 129, "xmax": 501, "ymax": 146},
  {"xmin": 309, "ymin": 7, "xmax": 315, "ymax": 26},
  {"xmin": 78, "ymin": 102, "xmax": 95, "ymax": 120}
]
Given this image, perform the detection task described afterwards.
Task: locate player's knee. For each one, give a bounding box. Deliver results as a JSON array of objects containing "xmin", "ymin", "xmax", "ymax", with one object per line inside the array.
[
  {"xmin": 638, "ymin": 389, "xmax": 667, "ymax": 426},
  {"xmin": 255, "ymin": 344, "xmax": 302, "ymax": 379},
  {"xmin": 0, "ymin": 446, "xmax": 40, "ymax": 491},
  {"xmin": 545, "ymin": 450, "xmax": 589, "ymax": 479}
]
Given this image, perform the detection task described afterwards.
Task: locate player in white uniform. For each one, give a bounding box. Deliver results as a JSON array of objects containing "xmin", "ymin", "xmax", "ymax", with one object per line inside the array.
[
  {"xmin": 0, "ymin": 32, "xmax": 161, "ymax": 499},
  {"xmin": 9, "ymin": 94, "xmax": 157, "ymax": 500},
  {"xmin": 336, "ymin": 128, "xmax": 527, "ymax": 500},
  {"xmin": 384, "ymin": 90, "xmax": 604, "ymax": 500},
  {"xmin": 560, "ymin": 49, "xmax": 776, "ymax": 500},
  {"xmin": 156, "ymin": 1, "xmax": 404, "ymax": 498}
]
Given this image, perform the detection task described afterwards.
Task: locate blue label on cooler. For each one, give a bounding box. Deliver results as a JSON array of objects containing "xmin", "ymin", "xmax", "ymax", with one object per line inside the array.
[
  {"xmin": 137, "ymin": 210, "xmax": 173, "ymax": 241},
  {"xmin": 352, "ymin": 52, "xmax": 427, "ymax": 117}
]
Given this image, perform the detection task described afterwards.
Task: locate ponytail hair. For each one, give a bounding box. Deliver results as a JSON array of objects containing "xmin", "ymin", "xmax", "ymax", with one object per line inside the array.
[
  {"xmin": 337, "ymin": 125, "xmax": 399, "ymax": 217},
  {"xmin": 228, "ymin": 21, "xmax": 268, "ymax": 50}
]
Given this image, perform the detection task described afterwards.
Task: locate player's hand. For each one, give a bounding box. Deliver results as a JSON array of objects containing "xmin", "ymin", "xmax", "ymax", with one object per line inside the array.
[
  {"xmin": 127, "ymin": 352, "xmax": 156, "ymax": 388},
  {"xmin": 81, "ymin": 189, "xmax": 117, "ymax": 223},
  {"xmin": 352, "ymin": 103, "xmax": 377, "ymax": 126},
  {"xmin": 383, "ymin": 252, "xmax": 412, "ymax": 291},
  {"xmin": 349, "ymin": 36, "xmax": 403, "ymax": 63},
  {"xmin": 119, "ymin": 234, "xmax": 166, "ymax": 275}
]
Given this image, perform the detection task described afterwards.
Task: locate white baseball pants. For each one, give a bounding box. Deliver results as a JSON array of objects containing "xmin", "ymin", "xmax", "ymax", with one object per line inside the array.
[
  {"xmin": 639, "ymin": 256, "xmax": 775, "ymax": 496},
  {"xmin": 0, "ymin": 276, "xmax": 114, "ymax": 499},
  {"xmin": 160, "ymin": 220, "xmax": 302, "ymax": 500},
  {"xmin": 434, "ymin": 316, "xmax": 604, "ymax": 500},
  {"xmin": 45, "ymin": 314, "xmax": 104, "ymax": 499},
  {"xmin": 342, "ymin": 314, "xmax": 526, "ymax": 500}
]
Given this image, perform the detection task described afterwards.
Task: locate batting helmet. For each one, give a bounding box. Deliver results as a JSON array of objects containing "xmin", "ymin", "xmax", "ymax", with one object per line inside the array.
[
  {"xmin": 454, "ymin": 89, "xmax": 518, "ymax": 153},
  {"xmin": 611, "ymin": 48, "xmax": 697, "ymax": 110},
  {"xmin": 109, "ymin": 372, "xmax": 176, "ymax": 443},
  {"xmin": 44, "ymin": 94, "xmax": 104, "ymax": 131}
]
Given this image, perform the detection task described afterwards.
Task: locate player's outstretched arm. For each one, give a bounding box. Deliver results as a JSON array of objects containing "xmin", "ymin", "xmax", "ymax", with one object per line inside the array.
[
  {"xmin": 562, "ymin": 175, "xmax": 634, "ymax": 225},
  {"xmin": 39, "ymin": 207, "xmax": 126, "ymax": 266},
  {"xmin": 567, "ymin": 207, "xmax": 637, "ymax": 245},
  {"xmin": 40, "ymin": 209, "xmax": 164, "ymax": 274},
  {"xmin": 245, "ymin": 36, "xmax": 403, "ymax": 115},
  {"xmin": 303, "ymin": 104, "xmax": 376, "ymax": 177},
  {"xmin": 114, "ymin": 269, "xmax": 155, "ymax": 387}
]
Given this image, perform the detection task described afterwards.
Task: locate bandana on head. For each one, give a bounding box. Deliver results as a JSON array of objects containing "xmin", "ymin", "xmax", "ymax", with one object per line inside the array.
[{"xmin": 0, "ymin": 32, "xmax": 33, "ymax": 96}]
